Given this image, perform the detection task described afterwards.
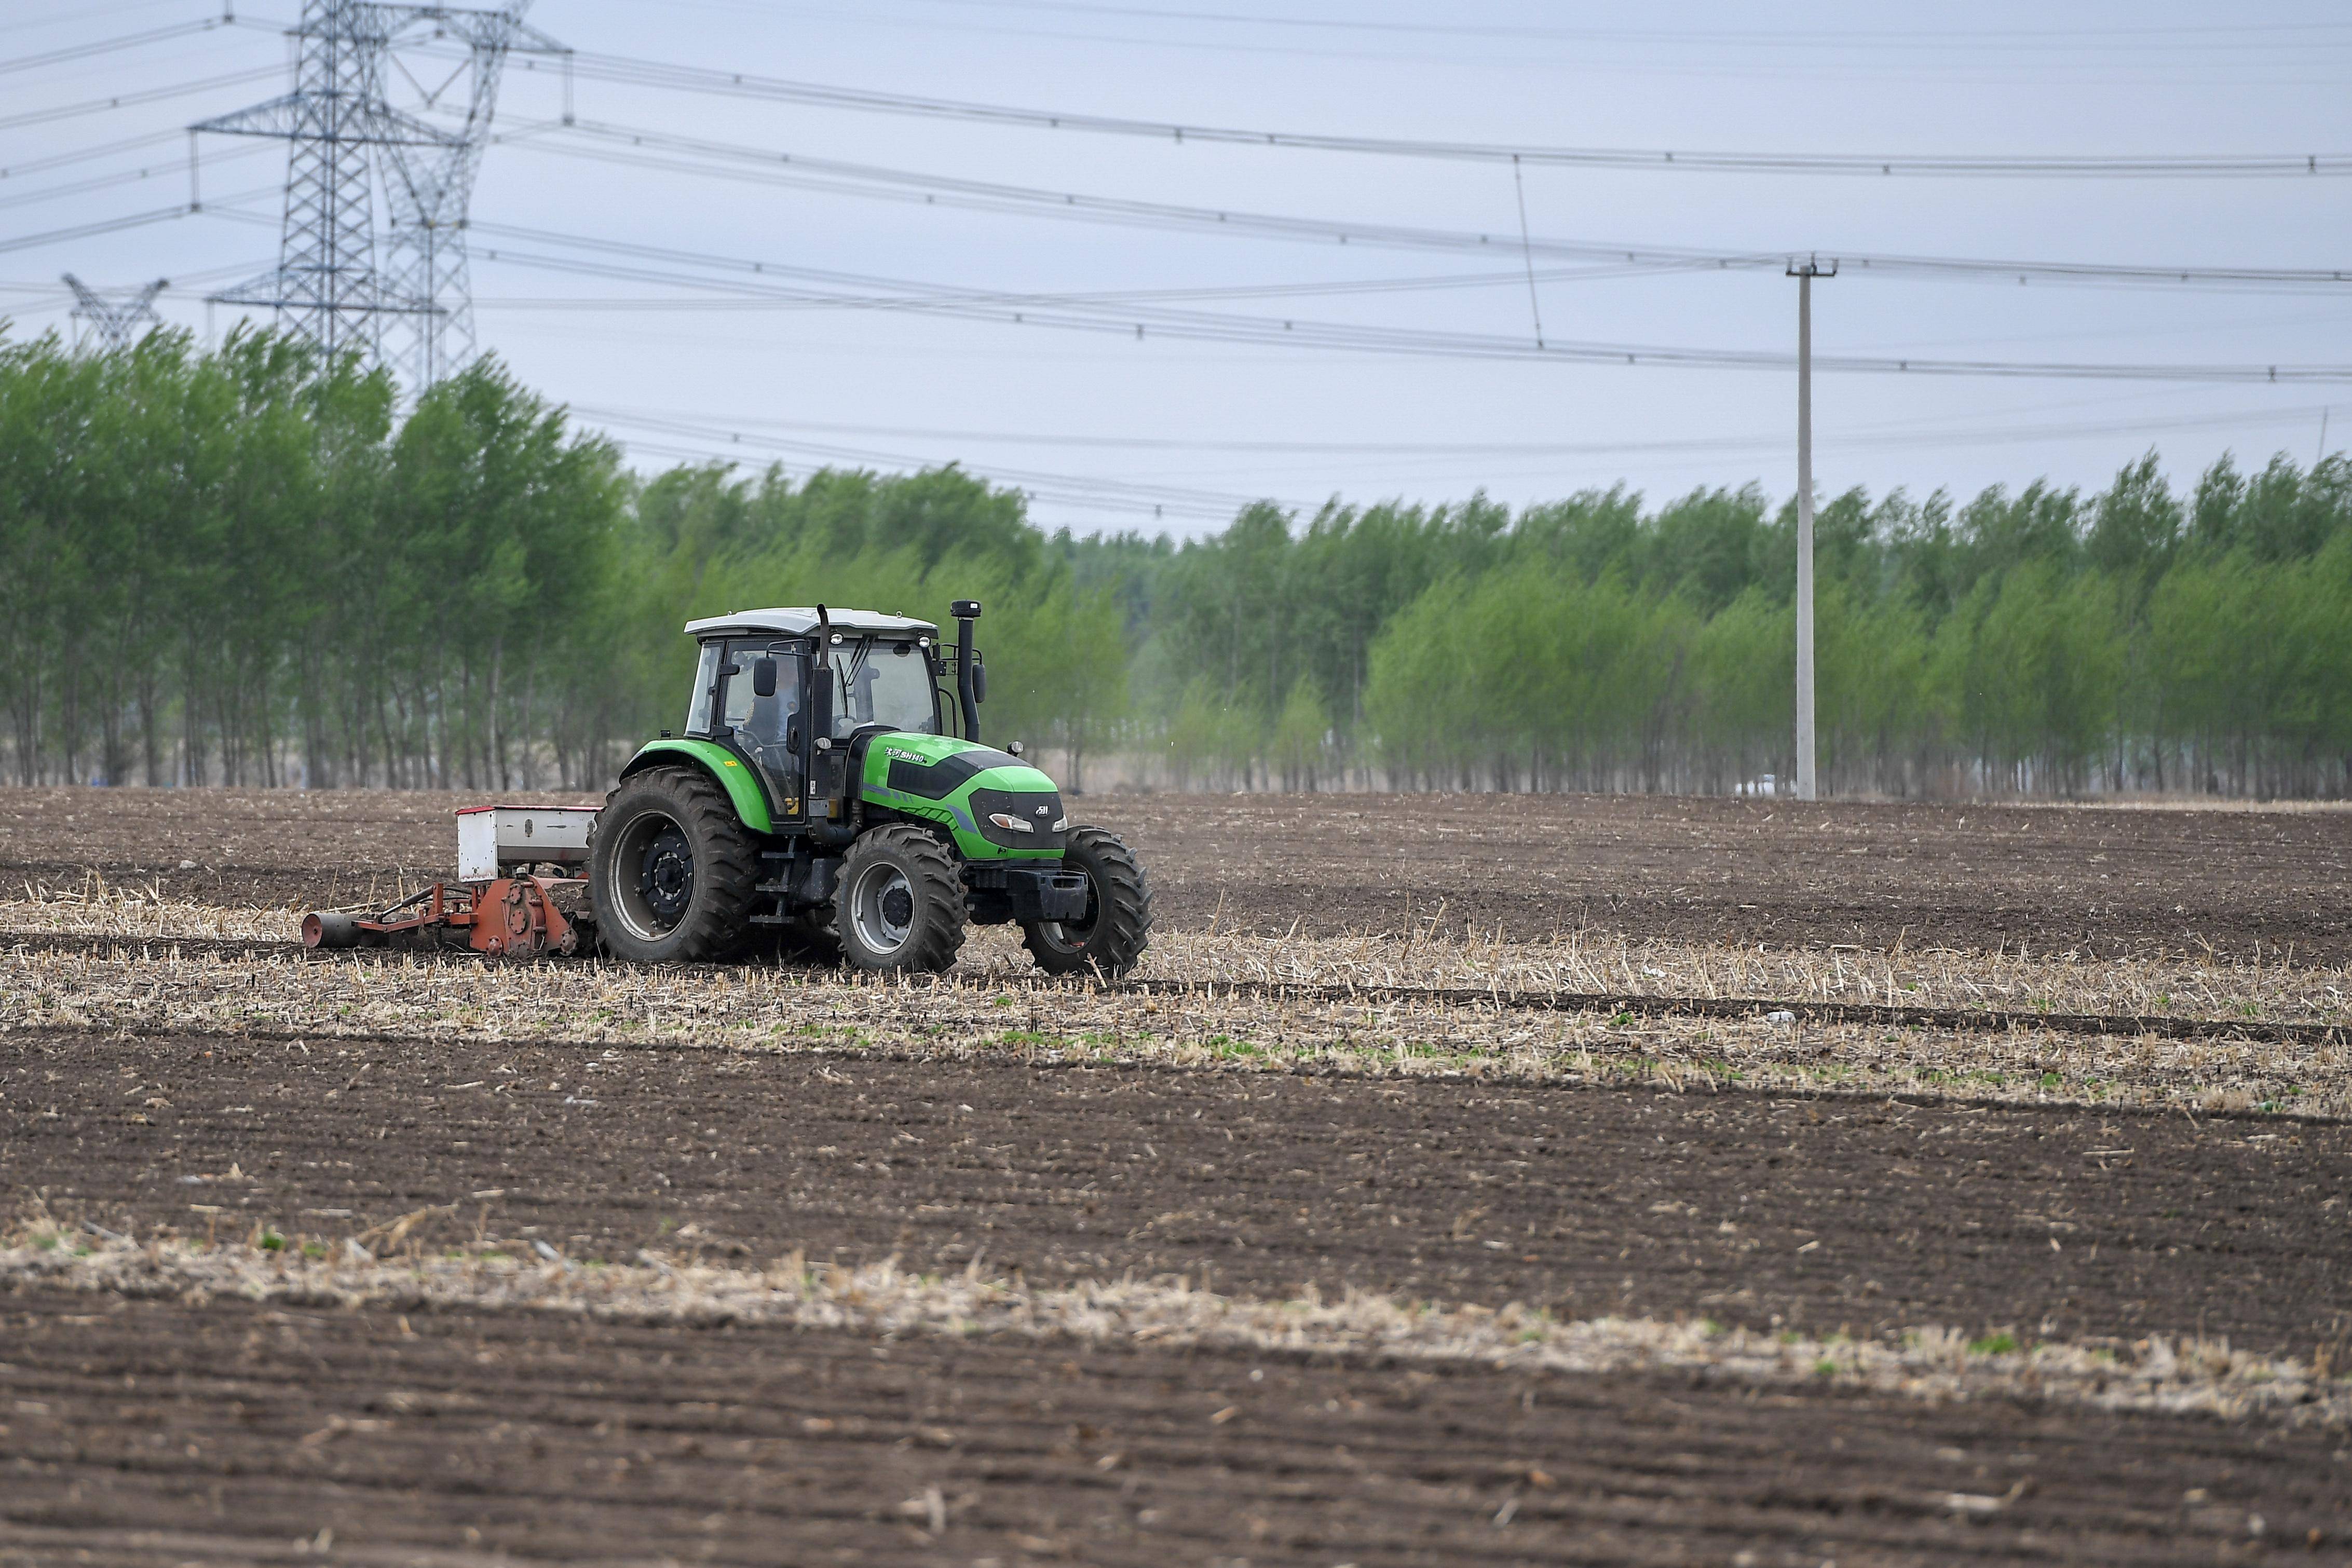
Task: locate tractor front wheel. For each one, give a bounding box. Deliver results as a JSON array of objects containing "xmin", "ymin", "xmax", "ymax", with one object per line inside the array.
[
  {"xmin": 1023, "ymin": 826, "xmax": 1152, "ymax": 978},
  {"xmin": 834, "ymin": 824, "xmax": 967, "ymax": 973},
  {"xmin": 589, "ymin": 767, "xmax": 759, "ymax": 963}
]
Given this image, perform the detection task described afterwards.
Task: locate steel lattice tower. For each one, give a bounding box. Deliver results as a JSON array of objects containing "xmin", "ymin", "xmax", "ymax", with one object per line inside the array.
[
  {"xmin": 374, "ymin": 6, "xmax": 565, "ymax": 391},
  {"xmin": 193, "ymin": 0, "xmax": 450, "ymax": 366},
  {"xmin": 62, "ymin": 274, "xmax": 169, "ymax": 351},
  {"xmin": 192, "ymin": 0, "xmax": 561, "ymax": 386}
]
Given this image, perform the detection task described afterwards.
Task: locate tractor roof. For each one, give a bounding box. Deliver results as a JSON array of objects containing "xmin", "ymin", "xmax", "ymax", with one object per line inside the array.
[{"xmin": 685, "ymin": 607, "xmax": 940, "ymax": 640}]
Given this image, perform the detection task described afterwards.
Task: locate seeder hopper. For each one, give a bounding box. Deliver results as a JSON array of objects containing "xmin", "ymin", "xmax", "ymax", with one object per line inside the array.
[{"xmin": 302, "ymin": 806, "xmax": 601, "ymax": 958}]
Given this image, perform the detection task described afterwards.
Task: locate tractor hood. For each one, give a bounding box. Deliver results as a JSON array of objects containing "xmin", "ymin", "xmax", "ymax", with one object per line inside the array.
[{"xmin": 859, "ymin": 732, "xmax": 1065, "ymax": 860}]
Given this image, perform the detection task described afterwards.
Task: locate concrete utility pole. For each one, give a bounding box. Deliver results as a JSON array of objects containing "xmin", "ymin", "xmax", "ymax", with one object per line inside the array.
[{"xmin": 1788, "ymin": 255, "xmax": 1835, "ymax": 801}]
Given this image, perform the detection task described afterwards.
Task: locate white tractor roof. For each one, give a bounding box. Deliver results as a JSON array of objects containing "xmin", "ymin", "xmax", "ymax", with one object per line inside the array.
[{"xmin": 684, "ymin": 607, "xmax": 940, "ymax": 640}]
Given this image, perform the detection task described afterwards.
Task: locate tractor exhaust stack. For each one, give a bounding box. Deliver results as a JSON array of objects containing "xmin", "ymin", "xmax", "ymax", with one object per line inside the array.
[{"xmin": 952, "ymin": 598, "xmax": 982, "ymax": 743}]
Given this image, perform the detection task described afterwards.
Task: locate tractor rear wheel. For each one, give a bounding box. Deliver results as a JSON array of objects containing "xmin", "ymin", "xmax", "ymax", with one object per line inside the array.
[
  {"xmin": 1023, "ymin": 825, "xmax": 1152, "ymax": 978},
  {"xmin": 589, "ymin": 767, "xmax": 760, "ymax": 963},
  {"xmin": 834, "ymin": 823, "xmax": 967, "ymax": 973}
]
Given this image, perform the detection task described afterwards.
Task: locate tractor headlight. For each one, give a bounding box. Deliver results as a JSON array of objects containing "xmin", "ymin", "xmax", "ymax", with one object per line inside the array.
[
  {"xmin": 1051, "ymin": 816, "xmax": 1068, "ymax": 832},
  {"xmin": 986, "ymin": 812, "xmax": 1035, "ymax": 833}
]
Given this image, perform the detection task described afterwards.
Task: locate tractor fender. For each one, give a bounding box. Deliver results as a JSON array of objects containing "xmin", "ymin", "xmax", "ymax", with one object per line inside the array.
[{"xmin": 618, "ymin": 739, "xmax": 774, "ymax": 835}]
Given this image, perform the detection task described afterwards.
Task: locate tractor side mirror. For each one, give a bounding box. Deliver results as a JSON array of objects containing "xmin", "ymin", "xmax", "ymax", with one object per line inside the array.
[
  {"xmin": 752, "ymin": 657, "xmax": 777, "ymax": 698},
  {"xmin": 972, "ymin": 656, "xmax": 987, "ymax": 704}
]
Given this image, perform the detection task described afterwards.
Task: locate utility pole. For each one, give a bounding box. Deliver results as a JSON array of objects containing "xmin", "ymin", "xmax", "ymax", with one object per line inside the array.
[{"xmin": 1787, "ymin": 254, "xmax": 1835, "ymax": 801}]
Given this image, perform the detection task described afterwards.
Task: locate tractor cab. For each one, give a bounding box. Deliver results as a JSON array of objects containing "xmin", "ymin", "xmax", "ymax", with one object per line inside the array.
[
  {"xmin": 587, "ymin": 598, "xmax": 1152, "ymax": 978},
  {"xmin": 678, "ymin": 606, "xmax": 953, "ymax": 828}
]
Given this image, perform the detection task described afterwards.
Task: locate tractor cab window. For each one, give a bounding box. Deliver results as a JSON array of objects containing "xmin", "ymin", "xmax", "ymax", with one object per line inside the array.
[
  {"xmin": 823, "ymin": 637, "xmax": 939, "ymax": 737},
  {"xmin": 720, "ymin": 639, "xmax": 797, "ymax": 742},
  {"xmin": 685, "ymin": 641, "xmax": 723, "ymax": 735}
]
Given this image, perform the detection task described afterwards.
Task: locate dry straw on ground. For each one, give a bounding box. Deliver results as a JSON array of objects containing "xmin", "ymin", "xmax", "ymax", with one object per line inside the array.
[
  {"xmin": 5, "ymin": 939, "xmax": 2342, "ymax": 1116},
  {"xmin": 1107, "ymin": 926, "xmax": 2351, "ymax": 1024},
  {"xmin": 5, "ymin": 882, "xmax": 2344, "ymax": 1024},
  {"xmin": 4, "ymin": 1229, "xmax": 2341, "ymax": 1431},
  {"xmin": 1, "ymin": 879, "xmax": 298, "ymax": 941}
]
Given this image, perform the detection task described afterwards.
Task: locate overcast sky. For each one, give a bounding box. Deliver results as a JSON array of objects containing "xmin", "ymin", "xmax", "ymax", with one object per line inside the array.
[{"xmin": 6, "ymin": 0, "xmax": 2349, "ymax": 534}]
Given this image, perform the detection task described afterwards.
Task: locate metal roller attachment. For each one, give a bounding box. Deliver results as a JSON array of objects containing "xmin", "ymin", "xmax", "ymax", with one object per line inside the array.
[
  {"xmin": 303, "ymin": 912, "xmax": 362, "ymax": 949},
  {"xmin": 303, "ymin": 910, "xmax": 360, "ymax": 949}
]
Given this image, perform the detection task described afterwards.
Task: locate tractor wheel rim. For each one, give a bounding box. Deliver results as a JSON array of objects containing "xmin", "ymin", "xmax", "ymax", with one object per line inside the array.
[
  {"xmin": 613, "ymin": 812, "xmax": 693, "ymax": 942},
  {"xmin": 850, "ymin": 861, "xmax": 916, "ymax": 954}
]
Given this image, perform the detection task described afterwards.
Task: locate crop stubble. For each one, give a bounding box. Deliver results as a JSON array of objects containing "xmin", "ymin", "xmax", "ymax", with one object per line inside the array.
[
  {"xmin": 8, "ymin": 1025, "xmax": 2348, "ymax": 1360},
  {"xmin": 6, "ymin": 939, "xmax": 2343, "ymax": 1118},
  {"xmin": 3, "ymin": 786, "xmax": 2348, "ymax": 1562},
  {"xmin": 6, "ymin": 1283, "xmax": 2343, "ymax": 1567},
  {"xmin": 5, "ymin": 784, "xmax": 2348, "ymax": 960}
]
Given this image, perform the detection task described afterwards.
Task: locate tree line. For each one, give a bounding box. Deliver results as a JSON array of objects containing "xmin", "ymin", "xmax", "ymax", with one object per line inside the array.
[
  {"xmin": 4, "ymin": 328, "xmax": 2346, "ymax": 798},
  {"xmin": 0, "ymin": 330, "xmax": 1121, "ymax": 793},
  {"xmin": 1081, "ymin": 453, "xmax": 2352, "ymax": 798}
]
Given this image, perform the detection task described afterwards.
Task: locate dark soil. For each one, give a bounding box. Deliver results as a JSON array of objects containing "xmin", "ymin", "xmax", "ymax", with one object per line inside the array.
[
  {"xmin": 6, "ymin": 786, "xmax": 2348, "ymax": 959},
  {"xmin": 5, "ymin": 1287, "xmax": 2347, "ymax": 1567},
  {"xmin": 1103, "ymin": 792, "xmax": 2352, "ymax": 962},
  {"xmin": 10, "ymin": 1028, "xmax": 2347, "ymax": 1360}
]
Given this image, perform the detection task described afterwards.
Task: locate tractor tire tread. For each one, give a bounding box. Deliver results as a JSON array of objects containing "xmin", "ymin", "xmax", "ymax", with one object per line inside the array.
[
  {"xmin": 1024, "ymin": 825, "xmax": 1152, "ymax": 978},
  {"xmin": 836, "ymin": 822, "xmax": 967, "ymax": 973},
  {"xmin": 590, "ymin": 765, "xmax": 761, "ymax": 963}
]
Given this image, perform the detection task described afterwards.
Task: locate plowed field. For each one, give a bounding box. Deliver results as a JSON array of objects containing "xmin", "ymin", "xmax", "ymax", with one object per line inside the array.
[
  {"xmin": 6, "ymin": 785, "xmax": 2347, "ymax": 959},
  {"xmin": 3, "ymin": 785, "xmax": 2347, "ymax": 1564},
  {"xmin": 6, "ymin": 1287, "xmax": 2344, "ymax": 1568},
  {"xmin": 8, "ymin": 1028, "xmax": 2347, "ymax": 1358}
]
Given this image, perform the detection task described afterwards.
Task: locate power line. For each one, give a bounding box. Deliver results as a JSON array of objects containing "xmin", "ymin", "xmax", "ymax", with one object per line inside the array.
[
  {"xmin": 513, "ymin": 122, "xmax": 2352, "ymax": 294},
  {"xmin": 895, "ymin": 2, "xmax": 2352, "ymax": 52},
  {"xmin": 0, "ymin": 65, "xmax": 284, "ymax": 132},
  {"xmin": 0, "ymin": 140, "xmax": 270, "ymax": 215},
  {"xmin": 547, "ymin": 49, "xmax": 2352, "ymax": 178},
  {"xmin": 0, "ymin": 253, "xmax": 278, "ymax": 308},
  {"xmin": 473, "ymin": 257, "xmax": 1676, "ymax": 308},
  {"xmin": 566, "ymin": 397, "xmax": 2352, "ymax": 460},
  {"xmin": 466, "ymin": 222, "xmax": 2352, "ymax": 384},
  {"xmin": 608, "ymin": 433, "xmax": 1248, "ymax": 522},
  {"xmin": 580, "ymin": 398, "xmax": 2352, "ymax": 526},
  {"xmin": 0, "ymin": 1, "xmax": 236, "ymax": 37},
  {"xmin": 1, "ymin": 128, "xmax": 189, "ymax": 182},
  {"xmin": 0, "ymin": 17, "xmax": 236, "ymax": 76},
  {"xmin": 584, "ymin": 413, "xmax": 1284, "ymax": 521},
  {"xmin": 700, "ymin": 4, "xmax": 2352, "ymax": 85},
  {"xmin": 0, "ymin": 201, "xmax": 202, "ymax": 256},
  {"xmin": 468, "ymin": 224, "xmax": 1663, "ymax": 308}
]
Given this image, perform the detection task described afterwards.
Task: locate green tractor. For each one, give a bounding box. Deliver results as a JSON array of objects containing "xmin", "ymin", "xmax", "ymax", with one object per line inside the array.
[{"xmin": 586, "ymin": 600, "xmax": 1151, "ymax": 976}]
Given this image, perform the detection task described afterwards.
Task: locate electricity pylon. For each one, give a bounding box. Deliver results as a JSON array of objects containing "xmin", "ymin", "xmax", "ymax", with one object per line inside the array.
[
  {"xmin": 374, "ymin": 4, "xmax": 567, "ymax": 391},
  {"xmin": 193, "ymin": 0, "xmax": 454, "ymax": 367},
  {"xmin": 62, "ymin": 274, "xmax": 169, "ymax": 351},
  {"xmin": 191, "ymin": 0, "xmax": 562, "ymax": 387}
]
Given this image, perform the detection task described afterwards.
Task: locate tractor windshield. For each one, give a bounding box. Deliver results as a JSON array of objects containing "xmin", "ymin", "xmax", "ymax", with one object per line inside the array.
[{"xmin": 825, "ymin": 637, "xmax": 937, "ymax": 737}]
